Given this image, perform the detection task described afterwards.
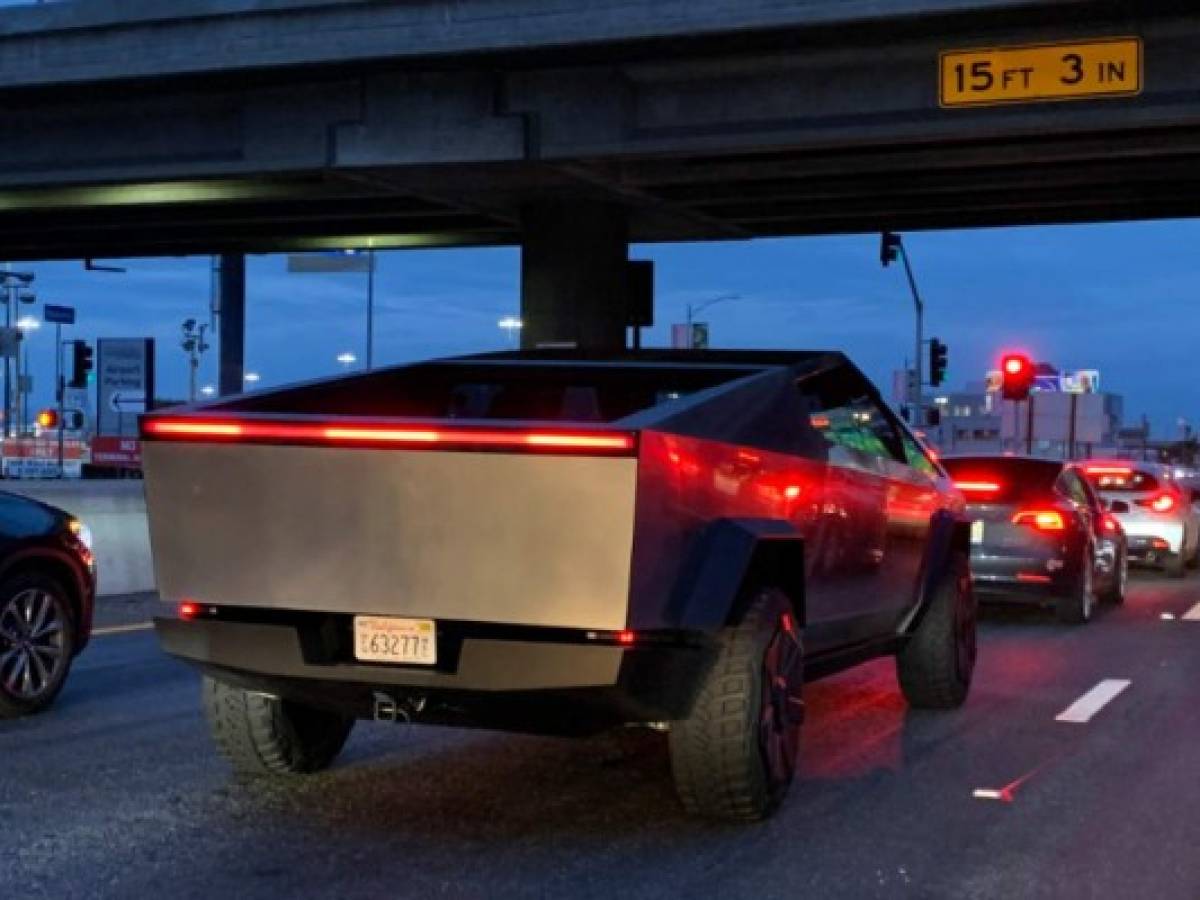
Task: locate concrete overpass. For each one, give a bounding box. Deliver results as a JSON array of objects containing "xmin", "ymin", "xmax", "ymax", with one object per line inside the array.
[{"xmin": 1, "ymin": 0, "xmax": 1198, "ymax": 352}]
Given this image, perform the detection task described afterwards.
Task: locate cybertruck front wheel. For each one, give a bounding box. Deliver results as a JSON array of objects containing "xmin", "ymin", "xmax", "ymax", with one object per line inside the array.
[
  {"xmin": 669, "ymin": 588, "xmax": 804, "ymax": 821},
  {"xmin": 203, "ymin": 676, "xmax": 354, "ymax": 775},
  {"xmin": 897, "ymin": 553, "xmax": 976, "ymax": 709}
]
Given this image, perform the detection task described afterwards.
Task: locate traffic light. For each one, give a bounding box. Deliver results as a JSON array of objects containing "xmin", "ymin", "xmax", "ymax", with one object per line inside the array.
[
  {"xmin": 880, "ymin": 231, "xmax": 902, "ymax": 267},
  {"xmin": 69, "ymin": 341, "xmax": 94, "ymax": 389},
  {"xmin": 36, "ymin": 409, "xmax": 58, "ymax": 430},
  {"xmin": 1000, "ymin": 353, "xmax": 1035, "ymax": 401},
  {"xmin": 929, "ymin": 338, "xmax": 948, "ymax": 387}
]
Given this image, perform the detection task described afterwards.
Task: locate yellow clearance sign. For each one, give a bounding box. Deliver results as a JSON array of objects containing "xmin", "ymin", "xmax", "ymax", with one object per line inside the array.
[{"xmin": 940, "ymin": 37, "xmax": 1141, "ymax": 107}]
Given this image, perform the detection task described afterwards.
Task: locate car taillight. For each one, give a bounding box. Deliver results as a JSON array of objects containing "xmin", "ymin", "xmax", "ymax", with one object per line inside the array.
[
  {"xmin": 1136, "ymin": 492, "xmax": 1177, "ymax": 513},
  {"xmin": 143, "ymin": 417, "xmax": 637, "ymax": 455},
  {"xmin": 1011, "ymin": 509, "xmax": 1066, "ymax": 531},
  {"xmin": 954, "ymin": 480, "xmax": 1002, "ymax": 500}
]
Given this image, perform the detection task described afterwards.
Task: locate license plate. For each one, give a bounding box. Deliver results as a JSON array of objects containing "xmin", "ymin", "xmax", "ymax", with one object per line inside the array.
[
  {"xmin": 971, "ymin": 520, "xmax": 985, "ymax": 544},
  {"xmin": 353, "ymin": 616, "xmax": 437, "ymax": 665}
]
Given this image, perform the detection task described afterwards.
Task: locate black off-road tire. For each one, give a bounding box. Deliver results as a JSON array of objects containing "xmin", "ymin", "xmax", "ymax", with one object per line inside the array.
[
  {"xmin": 897, "ymin": 553, "xmax": 976, "ymax": 709},
  {"xmin": 0, "ymin": 572, "xmax": 76, "ymax": 719},
  {"xmin": 669, "ymin": 587, "xmax": 804, "ymax": 822},
  {"xmin": 1057, "ymin": 549, "xmax": 1096, "ymax": 624},
  {"xmin": 203, "ymin": 676, "xmax": 354, "ymax": 775}
]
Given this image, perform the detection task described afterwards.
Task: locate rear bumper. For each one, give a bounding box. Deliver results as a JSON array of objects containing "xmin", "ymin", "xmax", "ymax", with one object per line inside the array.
[
  {"xmin": 1121, "ymin": 521, "xmax": 1184, "ymax": 556},
  {"xmin": 156, "ymin": 613, "xmax": 715, "ymax": 736},
  {"xmin": 969, "ymin": 551, "xmax": 1073, "ymax": 601}
]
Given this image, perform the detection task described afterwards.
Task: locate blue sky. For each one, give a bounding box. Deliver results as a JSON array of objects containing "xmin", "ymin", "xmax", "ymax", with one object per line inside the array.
[{"xmin": 10, "ymin": 219, "xmax": 1195, "ymax": 435}]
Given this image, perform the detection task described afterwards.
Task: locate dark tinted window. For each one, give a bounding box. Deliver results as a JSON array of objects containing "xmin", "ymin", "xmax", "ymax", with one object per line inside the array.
[
  {"xmin": 798, "ymin": 368, "xmax": 905, "ymax": 467},
  {"xmin": 1082, "ymin": 466, "xmax": 1160, "ymax": 494},
  {"xmin": 941, "ymin": 457, "xmax": 1062, "ymax": 503}
]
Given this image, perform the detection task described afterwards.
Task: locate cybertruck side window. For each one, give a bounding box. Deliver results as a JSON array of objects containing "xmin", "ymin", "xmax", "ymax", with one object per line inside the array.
[{"xmin": 798, "ymin": 369, "xmax": 905, "ymax": 469}]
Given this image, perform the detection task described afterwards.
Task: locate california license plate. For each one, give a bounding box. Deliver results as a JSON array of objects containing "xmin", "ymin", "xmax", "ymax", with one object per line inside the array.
[
  {"xmin": 353, "ymin": 616, "xmax": 437, "ymax": 665},
  {"xmin": 971, "ymin": 520, "xmax": 985, "ymax": 544}
]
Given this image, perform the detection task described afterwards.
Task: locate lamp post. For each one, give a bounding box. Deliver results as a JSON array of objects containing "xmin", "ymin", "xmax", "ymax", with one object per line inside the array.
[
  {"xmin": 881, "ymin": 232, "xmax": 924, "ymax": 427},
  {"xmin": 16, "ymin": 316, "xmax": 39, "ymax": 434},
  {"xmin": 683, "ymin": 293, "xmax": 739, "ymax": 350},
  {"xmin": 336, "ymin": 351, "xmax": 358, "ymax": 371},
  {"xmin": 244, "ymin": 371, "xmax": 261, "ymax": 386},
  {"xmin": 181, "ymin": 318, "xmax": 210, "ymax": 403}
]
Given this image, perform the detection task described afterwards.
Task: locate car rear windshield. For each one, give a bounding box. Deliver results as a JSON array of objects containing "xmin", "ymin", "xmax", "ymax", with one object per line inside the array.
[
  {"xmin": 1082, "ymin": 467, "xmax": 1160, "ymax": 493},
  {"xmin": 941, "ymin": 457, "xmax": 1061, "ymax": 504}
]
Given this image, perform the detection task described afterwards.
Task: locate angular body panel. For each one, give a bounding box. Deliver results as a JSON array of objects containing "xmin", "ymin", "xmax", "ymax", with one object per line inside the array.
[{"xmin": 145, "ymin": 441, "xmax": 637, "ymax": 630}]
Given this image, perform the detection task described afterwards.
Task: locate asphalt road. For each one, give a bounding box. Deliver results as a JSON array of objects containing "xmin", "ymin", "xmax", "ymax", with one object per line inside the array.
[{"xmin": 4, "ymin": 576, "xmax": 1200, "ymax": 900}]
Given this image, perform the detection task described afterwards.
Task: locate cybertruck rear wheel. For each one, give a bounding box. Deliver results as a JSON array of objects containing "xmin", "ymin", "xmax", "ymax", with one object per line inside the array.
[
  {"xmin": 203, "ymin": 676, "xmax": 354, "ymax": 775},
  {"xmin": 898, "ymin": 553, "xmax": 976, "ymax": 709},
  {"xmin": 669, "ymin": 588, "xmax": 804, "ymax": 821}
]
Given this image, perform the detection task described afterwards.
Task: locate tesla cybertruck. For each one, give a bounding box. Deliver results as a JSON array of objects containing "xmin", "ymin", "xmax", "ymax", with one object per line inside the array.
[{"xmin": 144, "ymin": 350, "xmax": 975, "ymax": 821}]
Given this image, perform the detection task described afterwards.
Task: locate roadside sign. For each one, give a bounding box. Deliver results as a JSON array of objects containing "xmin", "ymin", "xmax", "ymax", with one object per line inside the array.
[
  {"xmin": 940, "ymin": 37, "xmax": 1141, "ymax": 108},
  {"xmin": 96, "ymin": 338, "xmax": 154, "ymax": 437},
  {"xmin": 91, "ymin": 436, "xmax": 142, "ymax": 469},
  {"xmin": 43, "ymin": 304, "xmax": 75, "ymax": 325},
  {"xmin": 2, "ymin": 437, "xmax": 84, "ymax": 479},
  {"xmin": 287, "ymin": 250, "xmax": 374, "ymax": 273}
]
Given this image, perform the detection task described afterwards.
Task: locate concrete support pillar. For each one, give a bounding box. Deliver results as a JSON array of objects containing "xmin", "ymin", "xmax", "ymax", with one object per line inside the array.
[
  {"xmin": 520, "ymin": 200, "xmax": 629, "ymax": 351},
  {"xmin": 217, "ymin": 253, "xmax": 246, "ymax": 397}
]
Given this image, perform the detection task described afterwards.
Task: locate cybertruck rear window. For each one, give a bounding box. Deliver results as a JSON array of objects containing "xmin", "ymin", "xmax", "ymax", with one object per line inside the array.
[{"xmin": 216, "ymin": 363, "xmax": 758, "ymax": 423}]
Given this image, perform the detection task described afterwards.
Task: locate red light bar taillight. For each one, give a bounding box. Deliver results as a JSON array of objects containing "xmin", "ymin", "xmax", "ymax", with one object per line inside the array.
[
  {"xmin": 1012, "ymin": 509, "xmax": 1066, "ymax": 532},
  {"xmin": 142, "ymin": 418, "xmax": 637, "ymax": 454}
]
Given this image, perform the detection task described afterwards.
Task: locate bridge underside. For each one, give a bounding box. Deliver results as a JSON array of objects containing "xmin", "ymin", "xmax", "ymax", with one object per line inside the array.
[{"xmin": 2, "ymin": 0, "xmax": 1200, "ymax": 351}]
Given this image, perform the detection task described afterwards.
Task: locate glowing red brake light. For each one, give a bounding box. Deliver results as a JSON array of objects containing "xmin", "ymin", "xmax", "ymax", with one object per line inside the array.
[
  {"xmin": 1101, "ymin": 514, "xmax": 1121, "ymax": 534},
  {"xmin": 143, "ymin": 418, "xmax": 636, "ymax": 454},
  {"xmin": 1139, "ymin": 492, "xmax": 1178, "ymax": 513},
  {"xmin": 1012, "ymin": 510, "xmax": 1066, "ymax": 531},
  {"xmin": 955, "ymin": 480, "xmax": 1002, "ymax": 495},
  {"xmin": 179, "ymin": 600, "xmax": 201, "ymax": 620},
  {"xmin": 1086, "ymin": 465, "xmax": 1132, "ymax": 477}
]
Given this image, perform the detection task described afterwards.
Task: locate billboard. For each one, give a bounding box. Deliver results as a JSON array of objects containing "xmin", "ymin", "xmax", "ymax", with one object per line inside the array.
[{"xmin": 97, "ymin": 338, "xmax": 154, "ymax": 437}]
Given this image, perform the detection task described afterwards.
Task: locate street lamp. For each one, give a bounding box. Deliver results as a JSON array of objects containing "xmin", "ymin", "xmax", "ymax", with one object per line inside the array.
[
  {"xmin": 685, "ymin": 294, "xmax": 740, "ymax": 329},
  {"xmin": 181, "ymin": 318, "xmax": 210, "ymax": 403},
  {"xmin": 336, "ymin": 351, "xmax": 358, "ymax": 371},
  {"xmin": 497, "ymin": 316, "xmax": 523, "ymax": 348},
  {"xmin": 15, "ymin": 316, "xmax": 39, "ymax": 434},
  {"xmin": 881, "ymin": 231, "xmax": 925, "ymax": 427},
  {"xmin": 244, "ymin": 371, "xmax": 261, "ymax": 385},
  {"xmin": 199, "ymin": 385, "xmax": 216, "ymax": 398}
]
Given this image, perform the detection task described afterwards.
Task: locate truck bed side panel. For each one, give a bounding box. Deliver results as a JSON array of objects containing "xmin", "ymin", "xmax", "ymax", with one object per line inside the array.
[{"xmin": 145, "ymin": 443, "xmax": 637, "ymax": 631}]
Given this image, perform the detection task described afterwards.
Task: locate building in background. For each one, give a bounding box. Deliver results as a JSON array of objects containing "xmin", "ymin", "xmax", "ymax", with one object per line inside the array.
[{"xmin": 924, "ymin": 365, "xmax": 1125, "ymax": 459}]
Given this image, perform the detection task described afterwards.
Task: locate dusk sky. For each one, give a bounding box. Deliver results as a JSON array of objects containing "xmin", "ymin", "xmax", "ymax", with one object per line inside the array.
[{"xmin": 10, "ymin": 219, "xmax": 1196, "ymax": 435}]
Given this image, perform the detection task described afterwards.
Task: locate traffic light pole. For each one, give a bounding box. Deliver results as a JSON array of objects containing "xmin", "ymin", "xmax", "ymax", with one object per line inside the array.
[
  {"xmin": 56, "ymin": 330, "xmax": 64, "ymax": 478},
  {"xmin": 897, "ymin": 245, "xmax": 924, "ymax": 428}
]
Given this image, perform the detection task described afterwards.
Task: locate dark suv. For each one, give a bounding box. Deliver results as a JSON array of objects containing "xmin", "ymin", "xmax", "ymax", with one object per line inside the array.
[{"xmin": 145, "ymin": 350, "xmax": 975, "ymax": 821}]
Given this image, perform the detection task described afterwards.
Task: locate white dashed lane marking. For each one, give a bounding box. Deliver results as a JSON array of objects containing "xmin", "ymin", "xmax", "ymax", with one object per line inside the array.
[
  {"xmin": 1182, "ymin": 601, "xmax": 1200, "ymax": 621},
  {"xmin": 92, "ymin": 621, "xmax": 154, "ymax": 637},
  {"xmin": 1055, "ymin": 679, "xmax": 1132, "ymax": 724}
]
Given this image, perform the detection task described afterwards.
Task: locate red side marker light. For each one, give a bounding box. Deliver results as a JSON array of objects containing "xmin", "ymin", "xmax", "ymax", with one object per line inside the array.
[
  {"xmin": 617, "ymin": 630, "xmax": 636, "ymax": 646},
  {"xmin": 179, "ymin": 600, "xmax": 201, "ymax": 620}
]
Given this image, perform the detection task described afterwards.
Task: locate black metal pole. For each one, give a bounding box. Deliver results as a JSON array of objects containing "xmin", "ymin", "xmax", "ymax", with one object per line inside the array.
[
  {"xmin": 56, "ymin": 330, "xmax": 64, "ymax": 478},
  {"xmin": 217, "ymin": 254, "xmax": 246, "ymax": 396},
  {"xmin": 1026, "ymin": 394, "xmax": 1035, "ymax": 456},
  {"xmin": 1068, "ymin": 392, "xmax": 1078, "ymax": 460}
]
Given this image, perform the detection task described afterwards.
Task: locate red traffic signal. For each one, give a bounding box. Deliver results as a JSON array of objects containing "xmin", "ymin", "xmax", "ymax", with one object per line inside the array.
[{"xmin": 1000, "ymin": 353, "xmax": 1035, "ymax": 401}]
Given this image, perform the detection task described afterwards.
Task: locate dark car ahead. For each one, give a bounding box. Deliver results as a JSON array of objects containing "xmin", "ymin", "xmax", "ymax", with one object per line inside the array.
[
  {"xmin": 941, "ymin": 456, "xmax": 1127, "ymax": 623},
  {"xmin": 0, "ymin": 491, "xmax": 96, "ymax": 717},
  {"xmin": 144, "ymin": 349, "xmax": 976, "ymax": 821}
]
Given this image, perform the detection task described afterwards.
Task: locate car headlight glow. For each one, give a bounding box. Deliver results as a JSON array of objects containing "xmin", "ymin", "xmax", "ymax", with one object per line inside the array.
[{"xmin": 69, "ymin": 518, "xmax": 94, "ymax": 553}]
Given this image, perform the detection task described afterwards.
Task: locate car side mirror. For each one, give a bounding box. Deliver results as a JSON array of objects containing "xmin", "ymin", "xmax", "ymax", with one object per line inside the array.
[{"xmin": 1108, "ymin": 500, "xmax": 1131, "ymax": 514}]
